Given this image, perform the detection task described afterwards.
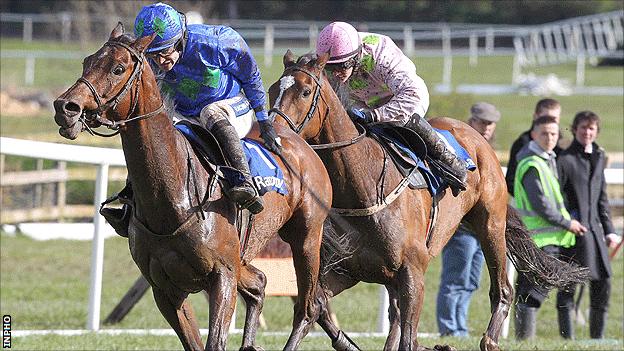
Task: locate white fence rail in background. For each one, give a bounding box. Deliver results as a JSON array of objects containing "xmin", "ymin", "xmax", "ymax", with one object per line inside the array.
[{"xmin": 1, "ymin": 137, "xmax": 622, "ymax": 335}]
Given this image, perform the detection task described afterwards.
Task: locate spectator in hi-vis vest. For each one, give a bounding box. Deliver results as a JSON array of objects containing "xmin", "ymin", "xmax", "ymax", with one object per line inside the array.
[{"xmin": 513, "ymin": 115, "xmax": 587, "ymax": 340}]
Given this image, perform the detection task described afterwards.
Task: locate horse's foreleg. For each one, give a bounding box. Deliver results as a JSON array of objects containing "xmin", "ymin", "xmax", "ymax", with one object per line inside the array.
[
  {"xmin": 237, "ymin": 264, "xmax": 267, "ymax": 351},
  {"xmin": 397, "ymin": 261, "xmax": 426, "ymax": 351},
  {"xmin": 283, "ymin": 225, "xmax": 323, "ymax": 350},
  {"xmin": 383, "ymin": 285, "xmax": 401, "ymax": 351},
  {"xmin": 152, "ymin": 288, "xmax": 204, "ymax": 351},
  {"xmin": 206, "ymin": 268, "xmax": 238, "ymax": 351}
]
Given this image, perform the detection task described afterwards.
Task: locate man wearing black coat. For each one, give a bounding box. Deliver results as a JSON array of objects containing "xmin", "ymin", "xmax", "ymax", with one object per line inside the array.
[{"xmin": 557, "ymin": 111, "xmax": 622, "ymax": 339}]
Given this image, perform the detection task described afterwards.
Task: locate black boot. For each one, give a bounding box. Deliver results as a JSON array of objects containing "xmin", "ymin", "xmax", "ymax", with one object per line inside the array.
[
  {"xmin": 211, "ymin": 120, "xmax": 264, "ymax": 214},
  {"xmin": 99, "ymin": 182, "xmax": 133, "ymax": 238},
  {"xmin": 558, "ymin": 308, "xmax": 575, "ymax": 339},
  {"xmin": 589, "ymin": 309, "xmax": 607, "ymax": 339},
  {"xmin": 405, "ymin": 114, "xmax": 467, "ymax": 195},
  {"xmin": 515, "ymin": 303, "xmax": 537, "ymax": 340}
]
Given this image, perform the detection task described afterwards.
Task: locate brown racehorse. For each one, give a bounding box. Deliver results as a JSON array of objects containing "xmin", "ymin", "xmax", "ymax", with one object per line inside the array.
[
  {"xmin": 268, "ymin": 51, "xmax": 588, "ymax": 351},
  {"xmin": 53, "ymin": 24, "xmax": 333, "ymax": 351}
]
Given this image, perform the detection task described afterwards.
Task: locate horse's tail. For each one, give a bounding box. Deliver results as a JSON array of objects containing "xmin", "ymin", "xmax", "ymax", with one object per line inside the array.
[
  {"xmin": 505, "ymin": 204, "xmax": 589, "ymax": 290},
  {"xmin": 319, "ymin": 216, "xmax": 358, "ymax": 282}
]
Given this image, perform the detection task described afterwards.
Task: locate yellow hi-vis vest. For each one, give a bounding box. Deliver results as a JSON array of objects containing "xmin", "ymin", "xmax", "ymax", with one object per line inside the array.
[{"xmin": 514, "ymin": 155, "xmax": 575, "ymax": 248}]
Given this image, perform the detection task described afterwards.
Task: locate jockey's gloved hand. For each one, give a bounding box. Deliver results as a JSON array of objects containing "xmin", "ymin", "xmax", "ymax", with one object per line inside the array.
[
  {"xmin": 347, "ymin": 108, "xmax": 374, "ymax": 124},
  {"xmin": 259, "ymin": 120, "xmax": 282, "ymax": 155}
]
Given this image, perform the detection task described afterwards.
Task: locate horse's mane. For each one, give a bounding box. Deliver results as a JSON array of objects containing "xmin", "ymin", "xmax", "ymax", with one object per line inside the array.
[{"xmin": 295, "ymin": 53, "xmax": 353, "ymax": 112}]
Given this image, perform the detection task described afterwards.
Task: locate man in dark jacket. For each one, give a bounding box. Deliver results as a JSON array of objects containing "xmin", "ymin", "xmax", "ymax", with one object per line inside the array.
[
  {"xmin": 557, "ymin": 111, "xmax": 622, "ymax": 339},
  {"xmin": 506, "ymin": 98, "xmax": 563, "ymax": 196}
]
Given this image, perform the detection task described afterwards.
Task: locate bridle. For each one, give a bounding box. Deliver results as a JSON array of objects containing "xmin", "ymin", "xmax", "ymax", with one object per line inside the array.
[
  {"xmin": 76, "ymin": 40, "xmax": 164, "ymax": 137},
  {"xmin": 269, "ymin": 65, "xmax": 366, "ymax": 150}
]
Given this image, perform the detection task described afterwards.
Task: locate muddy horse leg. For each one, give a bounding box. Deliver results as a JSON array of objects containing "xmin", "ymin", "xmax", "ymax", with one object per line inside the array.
[
  {"xmin": 383, "ymin": 285, "xmax": 401, "ymax": 351},
  {"xmin": 470, "ymin": 206, "xmax": 513, "ymax": 351},
  {"xmin": 237, "ymin": 264, "xmax": 267, "ymax": 351},
  {"xmin": 206, "ymin": 268, "xmax": 238, "ymax": 351},
  {"xmin": 282, "ymin": 225, "xmax": 323, "ymax": 350},
  {"xmin": 152, "ymin": 287, "xmax": 204, "ymax": 351},
  {"xmin": 397, "ymin": 257, "xmax": 428, "ymax": 350},
  {"xmin": 315, "ymin": 270, "xmax": 360, "ymax": 351}
]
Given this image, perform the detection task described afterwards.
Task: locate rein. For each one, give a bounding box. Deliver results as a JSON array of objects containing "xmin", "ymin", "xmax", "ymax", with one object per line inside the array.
[
  {"xmin": 269, "ymin": 66, "xmax": 366, "ymax": 150},
  {"xmin": 77, "ymin": 40, "xmax": 164, "ymax": 137}
]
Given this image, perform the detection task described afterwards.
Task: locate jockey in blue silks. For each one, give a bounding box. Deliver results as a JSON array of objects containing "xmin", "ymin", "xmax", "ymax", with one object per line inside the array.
[{"xmin": 101, "ymin": 3, "xmax": 279, "ymax": 235}]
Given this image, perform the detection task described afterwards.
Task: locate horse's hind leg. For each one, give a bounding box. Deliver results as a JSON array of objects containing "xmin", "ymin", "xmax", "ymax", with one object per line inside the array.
[
  {"xmin": 152, "ymin": 287, "xmax": 204, "ymax": 351},
  {"xmin": 315, "ymin": 270, "xmax": 360, "ymax": 350},
  {"xmin": 237, "ymin": 264, "xmax": 267, "ymax": 351},
  {"xmin": 469, "ymin": 204, "xmax": 513, "ymax": 351}
]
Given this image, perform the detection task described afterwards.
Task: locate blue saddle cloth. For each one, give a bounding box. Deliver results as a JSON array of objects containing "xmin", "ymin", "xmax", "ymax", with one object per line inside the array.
[
  {"xmin": 175, "ymin": 123, "xmax": 288, "ymax": 196},
  {"xmin": 370, "ymin": 126, "xmax": 476, "ymax": 197}
]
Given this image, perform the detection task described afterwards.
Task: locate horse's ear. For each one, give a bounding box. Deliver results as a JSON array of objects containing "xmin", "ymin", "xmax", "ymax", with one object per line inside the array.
[
  {"xmin": 132, "ymin": 33, "xmax": 157, "ymax": 53},
  {"xmin": 316, "ymin": 52, "xmax": 330, "ymax": 70},
  {"xmin": 283, "ymin": 50, "xmax": 296, "ymax": 68},
  {"xmin": 109, "ymin": 22, "xmax": 124, "ymax": 40}
]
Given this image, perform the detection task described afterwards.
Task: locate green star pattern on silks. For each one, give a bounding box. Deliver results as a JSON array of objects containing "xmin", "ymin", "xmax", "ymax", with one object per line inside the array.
[
  {"xmin": 362, "ymin": 34, "xmax": 379, "ymax": 45},
  {"xmin": 177, "ymin": 78, "xmax": 201, "ymax": 100},
  {"xmin": 349, "ymin": 77, "xmax": 368, "ymax": 90},
  {"xmin": 361, "ymin": 54, "xmax": 375, "ymax": 73},
  {"xmin": 367, "ymin": 96, "xmax": 382, "ymax": 108},
  {"xmin": 203, "ymin": 67, "xmax": 221, "ymax": 88},
  {"xmin": 152, "ymin": 17, "xmax": 167, "ymax": 38},
  {"xmin": 381, "ymin": 83, "xmax": 390, "ymax": 91},
  {"xmin": 135, "ymin": 19, "xmax": 144, "ymax": 37}
]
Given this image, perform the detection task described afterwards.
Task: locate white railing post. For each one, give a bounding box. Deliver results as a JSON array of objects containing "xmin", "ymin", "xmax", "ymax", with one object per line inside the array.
[
  {"xmin": 469, "ymin": 32, "xmax": 478, "ymax": 66},
  {"xmin": 576, "ymin": 54, "xmax": 586, "ymax": 87},
  {"xmin": 485, "ymin": 27, "xmax": 494, "ymax": 54},
  {"xmin": 87, "ymin": 163, "xmax": 109, "ymax": 331},
  {"xmin": 264, "ymin": 24, "xmax": 274, "ymax": 68},
  {"xmin": 377, "ymin": 286, "xmax": 390, "ymax": 334},
  {"xmin": 25, "ymin": 56, "xmax": 35, "ymax": 86},
  {"xmin": 442, "ymin": 26, "xmax": 452, "ymax": 90},
  {"xmin": 309, "ymin": 24, "xmax": 318, "ymax": 51},
  {"xmin": 403, "ymin": 25, "xmax": 414, "ymax": 57},
  {"xmin": 23, "ymin": 16, "xmax": 33, "ymax": 43}
]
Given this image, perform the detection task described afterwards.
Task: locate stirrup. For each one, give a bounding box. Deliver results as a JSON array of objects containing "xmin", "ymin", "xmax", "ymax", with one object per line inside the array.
[
  {"xmin": 427, "ymin": 158, "xmax": 467, "ymax": 196},
  {"xmin": 228, "ymin": 185, "xmax": 264, "ymax": 214}
]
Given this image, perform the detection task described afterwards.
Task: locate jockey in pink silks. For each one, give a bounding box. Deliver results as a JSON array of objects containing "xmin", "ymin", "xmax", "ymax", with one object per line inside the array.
[{"xmin": 316, "ymin": 21, "xmax": 467, "ymax": 194}]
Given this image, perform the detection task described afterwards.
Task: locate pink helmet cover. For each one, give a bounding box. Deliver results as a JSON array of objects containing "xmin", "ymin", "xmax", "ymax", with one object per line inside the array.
[{"xmin": 316, "ymin": 22, "xmax": 360, "ymax": 63}]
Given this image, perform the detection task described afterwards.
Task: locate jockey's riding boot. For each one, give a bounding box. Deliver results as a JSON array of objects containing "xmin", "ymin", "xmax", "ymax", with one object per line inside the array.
[
  {"xmin": 514, "ymin": 303, "xmax": 537, "ymax": 340},
  {"xmin": 589, "ymin": 308, "xmax": 607, "ymax": 339},
  {"xmin": 405, "ymin": 114, "xmax": 467, "ymax": 196},
  {"xmin": 99, "ymin": 181, "xmax": 133, "ymax": 238},
  {"xmin": 557, "ymin": 308, "xmax": 575, "ymax": 339},
  {"xmin": 210, "ymin": 120, "xmax": 264, "ymax": 214}
]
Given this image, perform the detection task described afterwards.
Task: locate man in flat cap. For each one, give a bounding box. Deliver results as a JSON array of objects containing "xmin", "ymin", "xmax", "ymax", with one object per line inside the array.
[{"xmin": 436, "ymin": 102, "xmax": 501, "ymax": 337}]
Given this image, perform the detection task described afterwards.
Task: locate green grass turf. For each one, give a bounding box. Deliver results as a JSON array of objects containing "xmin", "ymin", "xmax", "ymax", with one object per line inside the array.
[{"xmin": 1, "ymin": 232, "xmax": 622, "ymax": 350}]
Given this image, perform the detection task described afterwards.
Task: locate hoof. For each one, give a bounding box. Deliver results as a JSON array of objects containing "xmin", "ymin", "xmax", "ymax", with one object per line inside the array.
[
  {"xmin": 479, "ymin": 335, "xmax": 500, "ymax": 351},
  {"xmin": 239, "ymin": 346, "xmax": 264, "ymax": 351},
  {"xmin": 433, "ymin": 344, "xmax": 457, "ymax": 351}
]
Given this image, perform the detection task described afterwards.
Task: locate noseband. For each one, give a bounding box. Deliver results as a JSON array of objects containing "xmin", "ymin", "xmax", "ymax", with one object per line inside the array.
[
  {"xmin": 269, "ymin": 66, "xmax": 325, "ymax": 135},
  {"xmin": 269, "ymin": 66, "xmax": 365, "ymax": 150},
  {"xmin": 76, "ymin": 40, "xmax": 164, "ymax": 137}
]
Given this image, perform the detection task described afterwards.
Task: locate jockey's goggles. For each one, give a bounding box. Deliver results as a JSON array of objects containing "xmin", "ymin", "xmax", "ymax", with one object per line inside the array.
[
  {"xmin": 146, "ymin": 45, "xmax": 177, "ymax": 60},
  {"xmin": 325, "ymin": 56, "xmax": 358, "ymax": 72}
]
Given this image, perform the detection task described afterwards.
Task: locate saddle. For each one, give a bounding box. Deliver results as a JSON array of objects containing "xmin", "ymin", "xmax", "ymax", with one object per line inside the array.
[{"xmin": 367, "ymin": 125, "xmax": 430, "ymax": 191}]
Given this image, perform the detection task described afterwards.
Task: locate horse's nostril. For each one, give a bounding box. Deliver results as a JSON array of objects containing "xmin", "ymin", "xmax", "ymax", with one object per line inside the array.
[{"xmin": 64, "ymin": 101, "xmax": 81, "ymax": 116}]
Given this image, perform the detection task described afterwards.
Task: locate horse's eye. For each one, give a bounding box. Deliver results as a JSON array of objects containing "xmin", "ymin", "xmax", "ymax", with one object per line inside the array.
[
  {"xmin": 302, "ymin": 88, "xmax": 312, "ymax": 97},
  {"xmin": 113, "ymin": 65, "xmax": 125, "ymax": 75}
]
